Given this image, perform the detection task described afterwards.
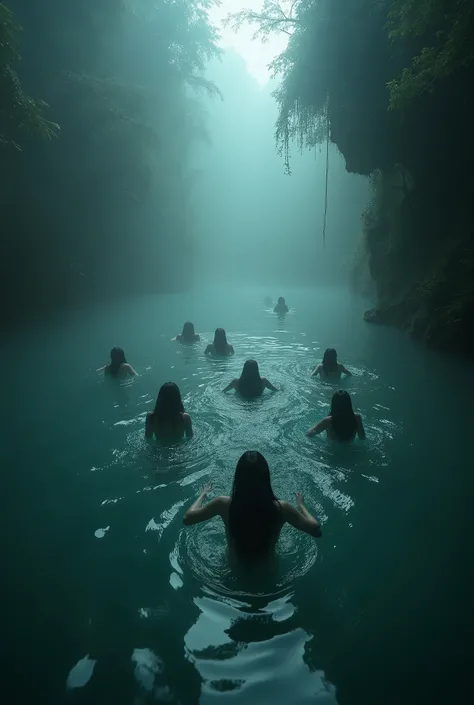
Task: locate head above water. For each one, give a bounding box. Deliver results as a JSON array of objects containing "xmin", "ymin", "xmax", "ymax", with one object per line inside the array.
[
  {"xmin": 109, "ymin": 346, "xmax": 127, "ymax": 375},
  {"xmin": 240, "ymin": 359, "xmax": 260, "ymax": 380},
  {"xmin": 330, "ymin": 390, "xmax": 357, "ymax": 441},
  {"xmin": 238, "ymin": 359, "xmax": 262, "ymax": 397},
  {"xmin": 232, "ymin": 451, "xmax": 272, "ymax": 496},
  {"xmin": 213, "ymin": 328, "xmax": 228, "ymax": 350},
  {"xmin": 181, "ymin": 321, "xmax": 195, "ymax": 338},
  {"xmin": 278, "ymin": 297, "xmax": 285, "ymax": 305},
  {"xmin": 154, "ymin": 382, "xmax": 184, "ymax": 422},
  {"xmin": 322, "ymin": 348, "xmax": 338, "ymax": 374},
  {"xmin": 229, "ymin": 451, "xmax": 280, "ymax": 557}
]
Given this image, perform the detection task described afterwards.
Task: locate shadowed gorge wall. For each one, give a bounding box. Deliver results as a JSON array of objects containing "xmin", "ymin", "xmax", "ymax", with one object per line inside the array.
[{"xmin": 235, "ymin": 0, "xmax": 474, "ymax": 353}]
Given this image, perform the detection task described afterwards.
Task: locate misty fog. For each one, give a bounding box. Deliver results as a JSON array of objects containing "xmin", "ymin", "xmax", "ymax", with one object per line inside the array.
[
  {"xmin": 190, "ymin": 50, "xmax": 370, "ymax": 287},
  {"xmin": 4, "ymin": 3, "xmax": 473, "ymax": 705}
]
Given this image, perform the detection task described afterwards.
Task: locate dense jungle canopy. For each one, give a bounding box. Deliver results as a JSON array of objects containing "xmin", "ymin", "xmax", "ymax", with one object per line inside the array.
[{"xmin": 1, "ymin": 0, "xmax": 220, "ymax": 324}]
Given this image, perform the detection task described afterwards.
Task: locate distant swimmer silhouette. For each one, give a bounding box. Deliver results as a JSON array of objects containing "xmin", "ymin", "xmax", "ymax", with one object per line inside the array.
[
  {"xmin": 145, "ymin": 382, "xmax": 193, "ymax": 440},
  {"xmin": 99, "ymin": 347, "xmax": 137, "ymax": 378},
  {"xmin": 174, "ymin": 321, "xmax": 200, "ymax": 343},
  {"xmin": 183, "ymin": 451, "xmax": 321, "ymax": 561},
  {"xmin": 223, "ymin": 359, "xmax": 278, "ymax": 398},
  {"xmin": 311, "ymin": 348, "xmax": 352, "ymax": 382},
  {"xmin": 307, "ymin": 390, "xmax": 365, "ymax": 442},
  {"xmin": 205, "ymin": 328, "xmax": 234, "ymax": 357},
  {"xmin": 274, "ymin": 296, "xmax": 289, "ymax": 314}
]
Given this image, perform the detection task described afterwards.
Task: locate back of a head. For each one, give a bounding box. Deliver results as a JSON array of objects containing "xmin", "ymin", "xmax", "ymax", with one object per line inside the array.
[
  {"xmin": 278, "ymin": 297, "xmax": 285, "ymax": 305},
  {"xmin": 330, "ymin": 390, "xmax": 357, "ymax": 441},
  {"xmin": 228, "ymin": 451, "xmax": 280, "ymax": 557},
  {"xmin": 154, "ymin": 382, "xmax": 184, "ymax": 422},
  {"xmin": 322, "ymin": 348, "xmax": 338, "ymax": 374},
  {"xmin": 239, "ymin": 359, "xmax": 261, "ymax": 396},
  {"xmin": 109, "ymin": 347, "xmax": 126, "ymax": 375},
  {"xmin": 214, "ymin": 328, "xmax": 227, "ymax": 352},
  {"xmin": 182, "ymin": 321, "xmax": 195, "ymax": 338}
]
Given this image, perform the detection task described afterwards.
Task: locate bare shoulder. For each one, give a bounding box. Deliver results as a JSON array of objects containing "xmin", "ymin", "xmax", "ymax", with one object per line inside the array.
[
  {"xmin": 182, "ymin": 412, "xmax": 192, "ymax": 423},
  {"xmin": 277, "ymin": 500, "xmax": 297, "ymax": 520},
  {"xmin": 213, "ymin": 496, "xmax": 231, "ymax": 514}
]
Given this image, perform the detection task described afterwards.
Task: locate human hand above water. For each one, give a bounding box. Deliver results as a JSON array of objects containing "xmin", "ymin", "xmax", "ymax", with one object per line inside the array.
[
  {"xmin": 201, "ymin": 482, "xmax": 212, "ymax": 496},
  {"xmin": 295, "ymin": 491, "xmax": 305, "ymax": 508}
]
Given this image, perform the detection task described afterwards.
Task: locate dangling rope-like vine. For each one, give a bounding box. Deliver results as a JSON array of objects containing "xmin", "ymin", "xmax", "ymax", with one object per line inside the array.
[{"xmin": 322, "ymin": 106, "xmax": 330, "ymax": 247}]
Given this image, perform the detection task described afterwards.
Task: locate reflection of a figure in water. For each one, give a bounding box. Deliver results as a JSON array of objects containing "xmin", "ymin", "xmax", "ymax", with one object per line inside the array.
[
  {"xmin": 108, "ymin": 380, "xmax": 130, "ymax": 408},
  {"xmin": 275, "ymin": 312, "xmax": 288, "ymax": 331},
  {"xmin": 180, "ymin": 343, "xmax": 199, "ymax": 366}
]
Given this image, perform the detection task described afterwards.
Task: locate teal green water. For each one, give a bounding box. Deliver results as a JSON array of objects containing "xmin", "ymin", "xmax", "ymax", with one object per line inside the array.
[{"xmin": 4, "ymin": 287, "xmax": 472, "ymax": 704}]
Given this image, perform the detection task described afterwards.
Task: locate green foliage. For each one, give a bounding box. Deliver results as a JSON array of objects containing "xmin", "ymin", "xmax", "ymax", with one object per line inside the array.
[
  {"xmin": 0, "ymin": 3, "xmax": 58, "ymax": 148},
  {"xmin": 1, "ymin": 0, "xmax": 221, "ymax": 318},
  {"xmin": 387, "ymin": 0, "xmax": 474, "ymax": 109},
  {"xmin": 228, "ymin": 1, "xmax": 328, "ymax": 172}
]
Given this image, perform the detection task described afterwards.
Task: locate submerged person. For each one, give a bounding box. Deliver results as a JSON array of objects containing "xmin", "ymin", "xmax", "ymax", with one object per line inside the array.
[
  {"xmin": 99, "ymin": 347, "xmax": 137, "ymax": 378},
  {"xmin": 312, "ymin": 348, "xmax": 352, "ymax": 382},
  {"xmin": 175, "ymin": 321, "xmax": 200, "ymax": 344},
  {"xmin": 307, "ymin": 390, "xmax": 365, "ymax": 442},
  {"xmin": 183, "ymin": 451, "xmax": 321, "ymax": 561},
  {"xmin": 205, "ymin": 328, "xmax": 234, "ymax": 357},
  {"xmin": 145, "ymin": 382, "xmax": 193, "ymax": 439},
  {"xmin": 274, "ymin": 296, "xmax": 289, "ymax": 314},
  {"xmin": 223, "ymin": 359, "xmax": 278, "ymax": 398}
]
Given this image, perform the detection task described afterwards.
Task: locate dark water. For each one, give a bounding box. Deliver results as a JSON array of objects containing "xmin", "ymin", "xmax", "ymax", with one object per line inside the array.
[{"xmin": 4, "ymin": 287, "xmax": 473, "ymax": 704}]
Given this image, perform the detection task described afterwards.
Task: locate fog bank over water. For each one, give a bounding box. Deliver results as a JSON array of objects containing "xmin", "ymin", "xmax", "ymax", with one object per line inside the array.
[{"xmin": 190, "ymin": 51, "xmax": 371, "ymax": 288}]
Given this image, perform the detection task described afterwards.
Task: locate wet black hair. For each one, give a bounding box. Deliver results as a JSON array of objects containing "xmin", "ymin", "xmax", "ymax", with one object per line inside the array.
[
  {"xmin": 213, "ymin": 328, "xmax": 228, "ymax": 354},
  {"xmin": 238, "ymin": 359, "xmax": 263, "ymax": 398},
  {"xmin": 330, "ymin": 390, "xmax": 358, "ymax": 441},
  {"xmin": 181, "ymin": 322, "xmax": 196, "ymax": 339},
  {"xmin": 228, "ymin": 451, "xmax": 281, "ymax": 558},
  {"xmin": 152, "ymin": 382, "xmax": 184, "ymax": 423},
  {"xmin": 108, "ymin": 347, "xmax": 126, "ymax": 376},
  {"xmin": 322, "ymin": 348, "xmax": 338, "ymax": 375}
]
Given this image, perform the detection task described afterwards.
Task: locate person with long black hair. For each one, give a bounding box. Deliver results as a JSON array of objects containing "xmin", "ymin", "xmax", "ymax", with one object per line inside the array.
[
  {"xmin": 174, "ymin": 321, "xmax": 200, "ymax": 343},
  {"xmin": 99, "ymin": 347, "xmax": 137, "ymax": 378},
  {"xmin": 223, "ymin": 359, "xmax": 278, "ymax": 398},
  {"xmin": 205, "ymin": 328, "xmax": 234, "ymax": 357},
  {"xmin": 183, "ymin": 451, "xmax": 321, "ymax": 560},
  {"xmin": 145, "ymin": 382, "xmax": 193, "ymax": 439},
  {"xmin": 307, "ymin": 390, "xmax": 365, "ymax": 442},
  {"xmin": 274, "ymin": 297, "xmax": 289, "ymax": 314},
  {"xmin": 311, "ymin": 348, "xmax": 351, "ymax": 382}
]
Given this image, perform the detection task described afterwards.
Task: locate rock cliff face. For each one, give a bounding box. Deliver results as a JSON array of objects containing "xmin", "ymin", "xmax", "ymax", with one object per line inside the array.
[{"xmin": 327, "ymin": 7, "xmax": 474, "ymax": 354}]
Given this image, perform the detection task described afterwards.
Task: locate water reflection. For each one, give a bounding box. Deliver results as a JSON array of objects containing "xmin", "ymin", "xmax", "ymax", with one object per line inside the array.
[{"xmin": 185, "ymin": 595, "xmax": 338, "ymax": 704}]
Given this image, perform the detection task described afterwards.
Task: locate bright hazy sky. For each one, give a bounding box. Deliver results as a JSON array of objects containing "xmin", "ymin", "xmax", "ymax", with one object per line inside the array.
[{"xmin": 208, "ymin": 0, "xmax": 289, "ymax": 85}]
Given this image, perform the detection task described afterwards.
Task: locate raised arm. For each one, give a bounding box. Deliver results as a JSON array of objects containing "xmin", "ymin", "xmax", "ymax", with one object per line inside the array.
[
  {"xmin": 263, "ymin": 378, "xmax": 278, "ymax": 391},
  {"xmin": 356, "ymin": 414, "xmax": 366, "ymax": 440},
  {"xmin": 183, "ymin": 413, "xmax": 193, "ymax": 438},
  {"xmin": 145, "ymin": 413, "xmax": 154, "ymax": 439},
  {"xmin": 306, "ymin": 416, "xmax": 329, "ymax": 437},
  {"xmin": 183, "ymin": 485, "xmax": 227, "ymax": 526},
  {"xmin": 223, "ymin": 379, "xmax": 237, "ymax": 393},
  {"xmin": 340, "ymin": 364, "xmax": 352, "ymax": 377},
  {"xmin": 281, "ymin": 493, "xmax": 322, "ymax": 538},
  {"xmin": 311, "ymin": 364, "xmax": 321, "ymax": 377}
]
